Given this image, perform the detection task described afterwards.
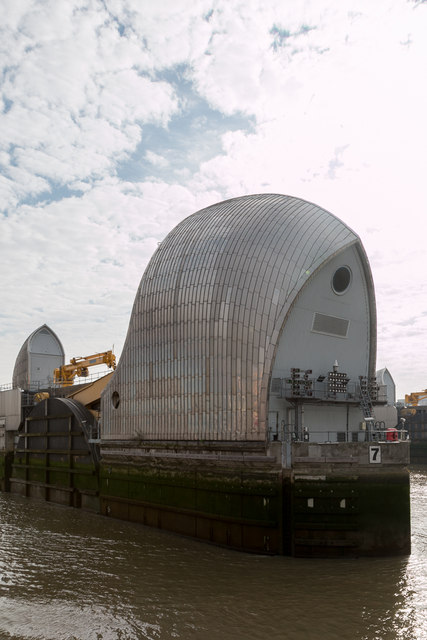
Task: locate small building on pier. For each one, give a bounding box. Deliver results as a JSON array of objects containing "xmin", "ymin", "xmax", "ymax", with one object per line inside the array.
[{"xmin": 12, "ymin": 325, "xmax": 65, "ymax": 391}]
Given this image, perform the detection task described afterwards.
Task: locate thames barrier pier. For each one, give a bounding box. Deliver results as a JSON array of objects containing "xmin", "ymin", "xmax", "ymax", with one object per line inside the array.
[{"xmin": 0, "ymin": 194, "xmax": 411, "ymax": 556}]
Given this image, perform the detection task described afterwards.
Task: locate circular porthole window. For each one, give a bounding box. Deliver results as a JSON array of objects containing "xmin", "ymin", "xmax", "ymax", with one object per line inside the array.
[
  {"xmin": 332, "ymin": 266, "xmax": 352, "ymax": 295},
  {"xmin": 111, "ymin": 391, "xmax": 120, "ymax": 409}
]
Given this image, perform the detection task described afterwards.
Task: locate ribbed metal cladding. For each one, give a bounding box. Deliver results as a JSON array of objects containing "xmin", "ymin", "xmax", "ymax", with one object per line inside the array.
[
  {"xmin": 12, "ymin": 324, "xmax": 65, "ymax": 390},
  {"xmin": 12, "ymin": 340, "xmax": 28, "ymax": 389},
  {"xmin": 101, "ymin": 194, "xmax": 368, "ymax": 441}
]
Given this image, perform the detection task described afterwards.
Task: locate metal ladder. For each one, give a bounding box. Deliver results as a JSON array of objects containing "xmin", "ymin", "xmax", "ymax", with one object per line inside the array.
[{"xmin": 359, "ymin": 377, "xmax": 375, "ymax": 421}]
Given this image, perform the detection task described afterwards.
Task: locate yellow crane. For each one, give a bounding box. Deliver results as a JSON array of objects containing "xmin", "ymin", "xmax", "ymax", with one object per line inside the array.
[
  {"xmin": 404, "ymin": 389, "xmax": 427, "ymax": 406},
  {"xmin": 54, "ymin": 350, "xmax": 116, "ymax": 387}
]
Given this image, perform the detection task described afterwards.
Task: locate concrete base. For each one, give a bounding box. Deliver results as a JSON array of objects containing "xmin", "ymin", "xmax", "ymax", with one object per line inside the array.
[
  {"xmin": 1, "ymin": 439, "xmax": 411, "ymax": 557},
  {"xmin": 287, "ymin": 440, "xmax": 411, "ymax": 556},
  {"xmin": 291, "ymin": 472, "xmax": 410, "ymax": 557},
  {"xmin": 100, "ymin": 441, "xmax": 283, "ymax": 555},
  {"xmin": 98, "ymin": 439, "xmax": 411, "ymax": 557}
]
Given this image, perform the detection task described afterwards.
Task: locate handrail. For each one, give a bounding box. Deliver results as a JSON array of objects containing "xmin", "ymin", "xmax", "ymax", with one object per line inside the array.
[
  {"xmin": 271, "ymin": 379, "xmax": 388, "ymax": 405},
  {"xmin": 0, "ymin": 369, "xmax": 112, "ymax": 395},
  {"xmin": 268, "ymin": 426, "xmax": 409, "ymax": 444}
]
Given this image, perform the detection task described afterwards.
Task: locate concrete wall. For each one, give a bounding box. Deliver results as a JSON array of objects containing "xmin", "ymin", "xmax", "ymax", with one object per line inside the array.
[
  {"xmin": 0, "ymin": 430, "xmax": 412, "ymax": 557},
  {"xmin": 97, "ymin": 439, "xmax": 410, "ymax": 557},
  {"xmin": 287, "ymin": 441, "xmax": 410, "ymax": 556},
  {"xmin": 290, "ymin": 440, "xmax": 410, "ymax": 468}
]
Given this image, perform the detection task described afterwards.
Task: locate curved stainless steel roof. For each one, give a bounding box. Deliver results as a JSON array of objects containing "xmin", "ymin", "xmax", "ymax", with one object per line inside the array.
[
  {"xmin": 102, "ymin": 194, "xmax": 376, "ymax": 441},
  {"xmin": 12, "ymin": 324, "xmax": 65, "ymax": 389}
]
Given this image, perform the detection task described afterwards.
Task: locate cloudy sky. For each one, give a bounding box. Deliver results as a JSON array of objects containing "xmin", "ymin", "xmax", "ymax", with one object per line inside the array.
[{"xmin": 0, "ymin": 0, "xmax": 426, "ymax": 399}]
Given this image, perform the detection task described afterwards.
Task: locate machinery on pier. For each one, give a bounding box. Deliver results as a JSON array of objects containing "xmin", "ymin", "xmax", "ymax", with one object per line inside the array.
[
  {"xmin": 54, "ymin": 350, "xmax": 116, "ymax": 387},
  {"xmin": 404, "ymin": 389, "xmax": 427, "ymax": 406}
]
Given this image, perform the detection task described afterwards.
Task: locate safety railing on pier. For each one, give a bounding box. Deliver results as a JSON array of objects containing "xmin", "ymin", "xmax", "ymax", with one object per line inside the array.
[
  {"xmin": 270, "ymin": 379, "xmax": 388, "ymax": 406},
  {"xmin": 268, "ymin": 425, "xmax": 409, "ymax": 444},
  {"xmin": 0, "ymin": 369, "xmax": 111, "ymax": 396}
]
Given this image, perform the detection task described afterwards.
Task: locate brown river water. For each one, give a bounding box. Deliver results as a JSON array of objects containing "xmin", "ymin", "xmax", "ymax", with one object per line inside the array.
[{"xmin": 0, "ymin": 468, "xmax": 426, "ymax": 640}]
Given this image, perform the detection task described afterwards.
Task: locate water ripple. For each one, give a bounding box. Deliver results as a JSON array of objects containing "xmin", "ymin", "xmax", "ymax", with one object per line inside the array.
[{"xmin": 0, "ymin": 469, "xmax": 425, "ymax": 640}]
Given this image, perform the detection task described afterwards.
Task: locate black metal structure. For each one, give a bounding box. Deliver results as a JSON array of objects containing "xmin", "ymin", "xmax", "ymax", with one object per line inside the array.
[{"xmin": 10, "ymin": 397, "xmax": 99, "ymax": 509}]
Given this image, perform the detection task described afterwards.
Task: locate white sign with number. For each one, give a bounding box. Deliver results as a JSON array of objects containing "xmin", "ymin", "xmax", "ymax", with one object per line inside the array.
[{"xmin": 369, "ymin": 445, "xmax": 381, "ymax": 464}]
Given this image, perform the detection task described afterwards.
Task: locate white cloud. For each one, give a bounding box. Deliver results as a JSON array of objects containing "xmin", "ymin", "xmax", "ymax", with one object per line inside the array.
[
  {"xmin": 0, "ymin": 0, "xmax": 179, "ymax": 210},
  {"xmin": 98, "ymin": 70, "xmax": 177, "ymax": 126},
  {"xmin": 103, "ymin": 0, "xmax": 213, "ymax": 68},
  {"xmin": 0, "ymin": 176, "xmax": 221, "ymax": 383},
  {"xmin": 145, "ymin": 151, "xmax": 169, "ymax": 168},
  {"xmin": 0, "ymin": 0, "xmax": 426, "ymax": 401}
]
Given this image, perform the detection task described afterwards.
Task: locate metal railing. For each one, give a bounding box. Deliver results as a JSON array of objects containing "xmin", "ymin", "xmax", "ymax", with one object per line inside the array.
[
  {"xmin": 271, "ymin": 379, "xmax": 388, "ymax": 406},
  {"xmin": 0, "ymin": 369, "xmax": 112, "ymax": 395},
  {"xmin": 268, "ymin": 425, "xmax": 409, "ymax": 444}
]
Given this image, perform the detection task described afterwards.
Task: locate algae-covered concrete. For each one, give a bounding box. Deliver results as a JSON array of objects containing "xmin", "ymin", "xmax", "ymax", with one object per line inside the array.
[
  {"xmin": 0, "ymin": 438, "xmax": 412, "ymax": 557},
  {"xmin": 288, "ymin": 441, "xmax": 411, "ymax": 556},
  {"xmin": 99, "ymin": 441, "xmax": 284, "ymax": 554},
  {"xmin": 97, "ymin": 440, "xmax": 411, "ymax": 557}
]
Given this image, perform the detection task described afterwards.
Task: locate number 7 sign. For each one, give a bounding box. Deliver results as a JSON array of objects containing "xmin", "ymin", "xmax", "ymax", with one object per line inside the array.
[{"xmin": 369, "ymin": 446, "xmax": 381, "ymax": 464}]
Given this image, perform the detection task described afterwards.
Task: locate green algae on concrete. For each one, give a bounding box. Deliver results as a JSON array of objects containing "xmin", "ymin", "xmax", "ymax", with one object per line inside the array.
[{"xmin": 99, "ymin": 460, "xmax": 282, "ymax": 554}]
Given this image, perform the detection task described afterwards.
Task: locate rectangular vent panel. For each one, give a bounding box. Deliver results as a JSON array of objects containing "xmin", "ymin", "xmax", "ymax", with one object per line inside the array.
[{"xmin": 312, "ymin": 312, "xmax": 349, "ymax": 338}]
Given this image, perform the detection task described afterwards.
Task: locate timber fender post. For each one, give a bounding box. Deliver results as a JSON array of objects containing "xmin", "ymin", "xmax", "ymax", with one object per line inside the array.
[{"xmin": 0, "ymin": 451, "xmax": 14, "ymax": 492}]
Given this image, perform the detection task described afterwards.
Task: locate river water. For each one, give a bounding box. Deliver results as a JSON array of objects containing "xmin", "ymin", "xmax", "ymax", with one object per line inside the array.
[{"xmin": 0, "ymin": 468, "xmax": 425, "ymax": 640}]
